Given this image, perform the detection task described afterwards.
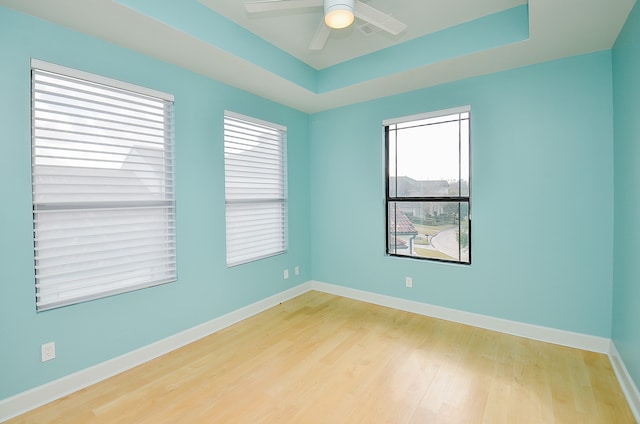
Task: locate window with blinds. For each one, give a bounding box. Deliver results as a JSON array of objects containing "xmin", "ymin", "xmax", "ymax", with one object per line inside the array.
[
  {"xmin": 223, "ymin": 111, "xmax": 287, "ymax": 267},
  {"xmin": 31, "ymin": 59, "xmax": 176, "ymax": 311}
]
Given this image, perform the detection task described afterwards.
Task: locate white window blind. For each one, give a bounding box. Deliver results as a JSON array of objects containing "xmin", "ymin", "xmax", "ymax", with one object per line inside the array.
[
  {"xmin": 31, "ymin": 59, "xmax": 176, "ymax": 311},
  {"xmin": 224, "ymin": 111, "xmax": 287, "ymax": 266}
]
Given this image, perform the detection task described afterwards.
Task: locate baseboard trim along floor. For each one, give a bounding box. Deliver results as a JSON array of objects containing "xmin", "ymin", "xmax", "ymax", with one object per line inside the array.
[
  {"xmin": 609, "ymin": 342, "xmax": 640, "ymax": 421},
  {"xmin": 309, "ymin": 281, "xmax": 611, "ymax": 353}
]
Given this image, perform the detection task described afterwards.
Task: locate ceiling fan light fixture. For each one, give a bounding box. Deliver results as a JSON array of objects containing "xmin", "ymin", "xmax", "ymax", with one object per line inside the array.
[{"xmin": 324, "ymin": 0, "xmax": 354, "ymax": 29}]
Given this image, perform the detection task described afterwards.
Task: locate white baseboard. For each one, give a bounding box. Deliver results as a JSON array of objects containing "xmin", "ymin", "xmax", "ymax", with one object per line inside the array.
[
  {"xmin": 0, "ymin": 281, "xmax": 313, "ymax": 423},
  {"xmin": 309, "ymin": 281, "xmax": 611, "ymax": 353},
  {"xmin": 609, "ymin": 342, "xmax": 640, "ymax": 422}
]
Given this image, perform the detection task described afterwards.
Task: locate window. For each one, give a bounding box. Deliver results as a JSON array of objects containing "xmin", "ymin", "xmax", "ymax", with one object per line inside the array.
[
  {"xmin": 31, "ymin": 59, "xmax": 176, "ymax": 311},
  {"xmin": 385, "ymin": 106, "xmax": 471, "ymax": 264},
  {"xmin": 224, "ymin": 112, "xmax": 287, "ymax": 266}
]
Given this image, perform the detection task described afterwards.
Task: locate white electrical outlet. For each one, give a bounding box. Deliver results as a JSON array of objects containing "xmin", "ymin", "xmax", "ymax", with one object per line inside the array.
[
  {"xmin": 41, "ymin": 342, "xmax": 56, "ymax": 362},
  {"xmin": 284, "ymin": 269, "xmax": 289, "ymax": 279},
  {"xmin": 405, "ymin": 277, "xmax": 413, "ymax": 288},
  {"xmin": 294, "ymin": 266, "xmax": 299, "ymax": 275}
]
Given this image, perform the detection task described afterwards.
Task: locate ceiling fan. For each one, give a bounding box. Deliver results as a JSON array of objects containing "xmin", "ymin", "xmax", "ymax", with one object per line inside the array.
[{"xmin": 244, "ymin": 0, "xmax": 407, "ymax": 50}]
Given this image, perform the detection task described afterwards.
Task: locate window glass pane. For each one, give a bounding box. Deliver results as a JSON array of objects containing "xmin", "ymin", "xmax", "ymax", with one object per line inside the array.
[
  {"xmin": 388, "ymin": 201, "xmax": 470, "ymax": 264},
  {"xmin": 458, "ymin": 202, "xmax": 470, "ymax": 263},
  {"xmin": 391, "ymin": 120, "xmax": 461, "ymax": 197},
  {"xmin": 387, "ymin": 202, "xmax": 418, "ymax": 255},
  {"xmin": 388, "ymin": 130, "xmax": 397, "ymax": 198},
  {"xmin": 460, "ymin": 116, "xmax": 470, "ymax": 197}
]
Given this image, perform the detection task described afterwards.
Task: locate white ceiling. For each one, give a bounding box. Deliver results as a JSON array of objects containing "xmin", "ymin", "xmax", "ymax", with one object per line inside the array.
[
  {"xmin": 0, "ymin": 0, "xmax": 635, "ymax": 113},
  {"xmin": 199, "ymin": 0, "xmax": 527, "ymax": 70}
]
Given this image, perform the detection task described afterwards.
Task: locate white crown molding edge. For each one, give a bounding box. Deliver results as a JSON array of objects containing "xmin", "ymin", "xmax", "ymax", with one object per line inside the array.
[
  {"xmin": 0, "ymin": 282, "xmax": 313, "ymax": 422},
  {"xmin": 609, "ymin": 341, "xmax": 640, "ymax": 422}
]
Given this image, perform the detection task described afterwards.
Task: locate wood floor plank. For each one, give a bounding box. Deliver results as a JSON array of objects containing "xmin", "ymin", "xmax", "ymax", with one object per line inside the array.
[{"xmin": 6, "ymin": 291, "xmax": 636, "ymax": 423}]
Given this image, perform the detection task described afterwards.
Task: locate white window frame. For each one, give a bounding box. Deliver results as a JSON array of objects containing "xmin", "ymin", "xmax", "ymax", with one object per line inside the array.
[
  {"xmin": 223, "ymin": 111, "xmax": 287, "ymax": 267},
  {"xmin": 31, "ymin": 59, "xmax": 176, "ymax": 311}
]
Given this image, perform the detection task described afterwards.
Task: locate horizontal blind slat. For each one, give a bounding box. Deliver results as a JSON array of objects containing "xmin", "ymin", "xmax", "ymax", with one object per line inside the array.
[
  {"xmin": 32, "ymin": 100, "xmax": 167, "ymax": 126},
  {"xmin": 36, "ymin": 270, "xmax": 177, "ymax": 299},
  {"xmin": 33, "ymin": 75, "xmax": 169, "ymax": 114},
  {"xmin": 33, "ymin": 130, "xmax": 171, "ymax": 150},
  {"xmin": 36, "ymin": 276, "xmax": 176, "ymax": 312},
  {"xmin": 36, "ymin": 252, "xmax": 176, "ymax": 280},
  {"xmin": 34, "ymin": 136, "xmax": 171, "ymax": 156},
  {"xmin": 35, "ymin": 240, "xmax": 175, "ymax": 262}
]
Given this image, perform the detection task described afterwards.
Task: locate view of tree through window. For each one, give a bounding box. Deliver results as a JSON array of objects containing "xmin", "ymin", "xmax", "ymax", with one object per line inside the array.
[{"xmin": 385, "ymin": 107, "xmax": 471, "ymax": 264}]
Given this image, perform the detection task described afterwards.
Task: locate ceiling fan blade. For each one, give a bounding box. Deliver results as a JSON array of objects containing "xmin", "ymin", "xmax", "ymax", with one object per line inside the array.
[
  {"xmin": 353, "ymin": 0, "xmax": 407, "ymax": 35},
  {"xmin": 309, "ymin": 21, "xmax": 331, "ymax": 50},
  {"xmin": 245, "ymin": 0, "xmax": 322, "ymax": 13}
]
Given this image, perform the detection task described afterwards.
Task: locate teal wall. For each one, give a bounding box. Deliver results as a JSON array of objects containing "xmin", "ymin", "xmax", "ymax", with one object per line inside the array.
[
  {"xmin": 309, "ymin": 51, "xmax": 614, "ymax": 337},
  {"xmin": 613, "ymin": 0, "xmax": 640, "ymax": 394},
  {"xmin": 1, "ymin": 2, "xmax": 635, "ymax": 406},
  {"xmin": 0, "ymin": 8, "xmax": 310, "ymax": 399}
]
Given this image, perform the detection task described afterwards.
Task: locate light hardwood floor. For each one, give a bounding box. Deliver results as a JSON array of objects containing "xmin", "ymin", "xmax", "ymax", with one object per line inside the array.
[{"xmin": 7, "ymin": 291, "xmax": 635, "ymax": 423}]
